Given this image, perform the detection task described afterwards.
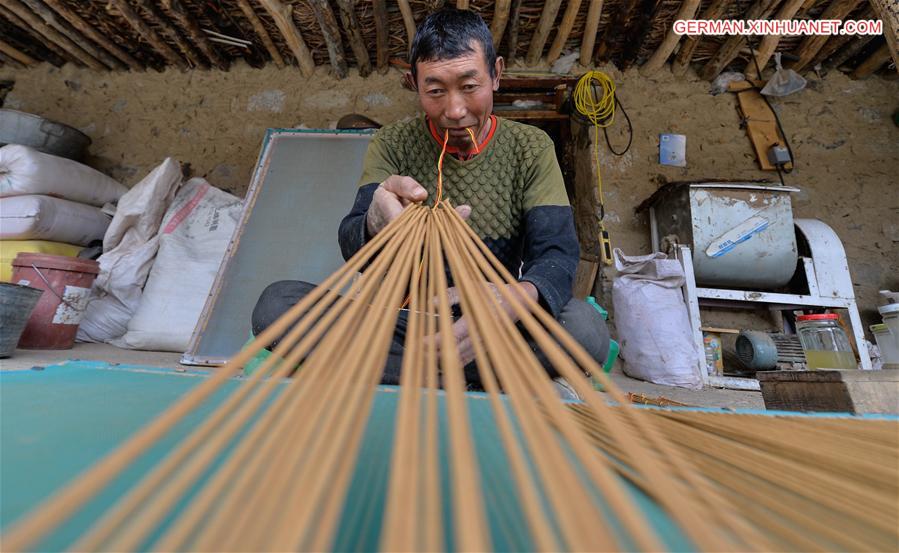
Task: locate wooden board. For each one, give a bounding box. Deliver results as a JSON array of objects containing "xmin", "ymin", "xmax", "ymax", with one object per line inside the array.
[
  {"xmin": 758, "ymin": 369, "xmax": 899, "ymax": 414},
  {"xmin": 736, "ymin": 88, "xmax": 793, "ymax": 171}
]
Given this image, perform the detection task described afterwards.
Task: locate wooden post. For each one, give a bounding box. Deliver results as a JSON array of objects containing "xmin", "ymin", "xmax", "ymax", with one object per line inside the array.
[
  {"xmin": 235, "ymin": 0, "xmax": 284, "ymax": 68},
  {"xmin": 257, "ymin": 0, "xmax": 316, "ymax": 77},
  {"xmin": 491, "ymin": 0, "xmax": 512, "ymax": 48},
  {"xmin": 526, "ymin": 0, "xmax": 564, "ymax": 64},
  {"xmin": 372, "ymin": 0, "xmax": 390, "ymax": 74},
  {"xmin": 547, "ymin": 0, "xmax": 585, "ymax": 63},
  {"xmin": 786, "ymin": 0, "xmax": 865, "ymax": 72},
  {"xmin": 850, "ymin": 42, "xmax": 891, "ymax": 77},
  {"xmin": 161, "ymin": 0, "xmax": 229, "ymax": 70},
  {"xmin": 397, "ymin": 0, "xmax": 417, "ymax": 54},
  {"xmin": 309, "ymin": 0, "xmax": 348, "ymax": 78},
  {"xmin": 868, "ymin": 0, "xmax": 899, "ymax": 75},
  {"xmin": 699, "ymin": 0, "xmax": 780, "ymax": 80},
  {"xmin": 743, "ymin": 0, "xmax": 805, "ymax": 77},
  {"xmin": 640, "ymin": 0, "xmax": 701, "ymax": 75},
  {"xmin": 336, "ymin": 0, "xmax": 371, "ymax": 76},
  {"xmin": 40, "ymin": 0, "xmax": 142, "ymax": 70},
  {"xmin": 0, "ymin": 37, "xmax": 36, "ymax": 65},
  {"xmin": 671, "ymin": 0, "xmax": 730, "ymax": 76},
  {"xmin": 0, "ymin": 3, "xmax": 71, "ymax": 65},
  {"xmin": 826, "ymin": 34, "xmax": 877, "ymax": 67},
  {"xmin": 4, "ymin": 0, "xmax": 107, "ymax": 70},
  {"xmin": 19, "ymin": 0, "xmax": 123, "ymax": 70},
  {"xmin": 579, "ymin": 0, "xmax": 604, "ymax": 65},
  {"xmin": 507, "ymin": 0, "xmax": 524, "ymax": 61}
]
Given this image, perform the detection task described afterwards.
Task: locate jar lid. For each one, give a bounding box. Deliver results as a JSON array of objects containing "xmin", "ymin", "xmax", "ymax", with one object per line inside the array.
[
  {"xmin": 796, "ymin": 313, "xmax": 839, "ymax": 321},
  {"xmin": 879, "ymin": 303, "xmax": 899, "ymax": 316},
  {"xmin": 870, "ymin": 324, "xmax": 888, "ymax": 332}
]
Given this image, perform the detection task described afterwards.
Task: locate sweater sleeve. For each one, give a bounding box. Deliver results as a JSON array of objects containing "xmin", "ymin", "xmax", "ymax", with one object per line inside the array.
[{"xmin": 518, "ymin": 136, "xmax": 580, "ymax": 318}]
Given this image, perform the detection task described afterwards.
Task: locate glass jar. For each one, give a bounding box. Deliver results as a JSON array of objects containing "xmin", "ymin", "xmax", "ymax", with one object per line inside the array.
[{"xmin": 796, "ymin": 314, "xmax": 857, "ymax": 370}]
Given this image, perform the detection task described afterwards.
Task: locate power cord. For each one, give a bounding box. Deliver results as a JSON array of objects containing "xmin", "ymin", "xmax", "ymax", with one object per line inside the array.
[{"xmin": 746, "ymin": 36, "xmax": 796, "ymax": 179}]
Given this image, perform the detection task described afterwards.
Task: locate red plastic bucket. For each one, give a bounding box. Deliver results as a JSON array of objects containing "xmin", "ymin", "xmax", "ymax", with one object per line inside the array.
[{"xmin": 10, "ymin": 253, "xmax": 99, "ymax": 349}]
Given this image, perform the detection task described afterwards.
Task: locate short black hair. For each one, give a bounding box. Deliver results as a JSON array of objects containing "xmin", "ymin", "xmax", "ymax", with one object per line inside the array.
[{"xmin": 410, "ymin": 8, "xmax": 497, "ymax": 82}]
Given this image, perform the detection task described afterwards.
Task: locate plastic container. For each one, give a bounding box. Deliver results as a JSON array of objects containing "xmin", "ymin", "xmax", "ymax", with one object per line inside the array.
[
  {"xmin": 0, "ymin": 240, "xmax": 83, "ymax": 282},
  {"xmin": 0, "ymin": 282, "xmax": 43, "ymax": 357},
  {"xmin": 796, "ymin": 314, "xmax": 857, "ymax": 370},
  {"xmin": 878, "ymin": 303, "xmax": 899, "ymax": 355},
  {"xmin": 703, "ymin": 332, "xmax": 723, "ymax": 376},
  {"xmin": 10, "ymin": 253, "xmax": 99, "ymax": 349},
  {"xmin": 871, "ymin": 323, "xmax": 899, "ymax": 368},
  {"xmin": 0, "ymin": 109, "xmax": 91, "ymax": 161}
]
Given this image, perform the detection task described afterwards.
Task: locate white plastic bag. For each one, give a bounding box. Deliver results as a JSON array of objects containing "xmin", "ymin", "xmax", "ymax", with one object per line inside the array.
[
  {"xmin": 611, "ymin": 249, "xmax": 702, "ymax": 389},
  {"xmin": 0, "ymin": 195, "xmax": 111, "ymax": 245},
  {"xmin": 113, "ymin": 178, "xmax": 241, "ymax": 352},
  {"xmin": 761, "ymin": 53, "xmax": 807, "ymax": 97},
  {"xmin": 77, "ymin": 159, "xmax": 182, "ymax": 343},
  {"xmin": 0, "ymin": 145, "xmax": 128, "ymax": 206}
]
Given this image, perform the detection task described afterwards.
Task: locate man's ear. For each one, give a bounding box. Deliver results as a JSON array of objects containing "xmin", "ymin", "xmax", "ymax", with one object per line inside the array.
[
  {"xmin": 492, "ymin": 56, "xmax": 505, "ymax": 91},
  {"xmin": 403, "ymin": 71, "xmax": 417, "ymax": 92}
]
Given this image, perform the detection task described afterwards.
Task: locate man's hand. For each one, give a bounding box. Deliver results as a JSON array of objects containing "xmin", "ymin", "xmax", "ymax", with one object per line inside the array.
[
  {"xmin": 435, "ymin": 281, "xmax": 539, "ymax": 366},
  {"xmin": 366, "ymin": 175, "xmax": 472, "ymax": 236}
]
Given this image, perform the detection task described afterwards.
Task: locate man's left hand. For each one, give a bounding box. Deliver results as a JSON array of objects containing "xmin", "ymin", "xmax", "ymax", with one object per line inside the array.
[{"xmin": 434, "ymin": 281, "xmax": 539, "ymax": 366}]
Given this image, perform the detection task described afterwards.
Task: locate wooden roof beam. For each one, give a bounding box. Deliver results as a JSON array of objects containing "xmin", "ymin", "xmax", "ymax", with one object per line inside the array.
[
  {"xmin": 641, "ymin": 0, "xmax": 701, "ymax": 74},
  {"xmin": 371, "ymin": 0, "xmax": 389, "ymax": 74},
  {"xmin": 827, "ymin": 33, "xmax": 877, "ymax": 67},
  {"xmin": 868, "ymin": 0, "xmax": 899, "ymax": 74},
  {"xmin": 594, "ymin": 0, "xmax": 639, "ymax": 62},
  {"xmin": 743, "ymin": 0, "xmax": 806, "ymax": 77},
  {"xmin": 0, "ymin": 4, "xmax": 71, "ymax": 65},
  {"xmin": 309, "ymin": 0, "xmax": 348, "ymax": 78},
  {"xmin": 133, "ymin": 0, "xmax": 207, "ymax": 69},
  {"xmin": 787, "ymin": 0, "xmax": 865, "ymax": 72},
  {"xmin": 506, "ymin": 0, "xmax": 524, "ymax": 61},
  {"xmin": 161, "ymin": 0, "xmax": 228, "ymax": 70},
  {"xmin": 579, "ymin": 0, "xmax": 604, "ymax": 65},
  {"xmin": 699, "ymin": 0, "xmax": 780, "ymax": 80},
  {"xmin": 336, "ymin": 0, "xmax": 372, "ymax": 77},
  {"xmin": 19, "ymin": 0, "xmax": 125, "ymax": 70},
  {"xmin": 850, "ymin": 42, "xmax": 891, "ymax": 77},
  {"xmin": 107, "ymin": 0, "xmax": 189, "ymax": 70},
  {"xmin": 547, "ymin": 0, "xmax": 585, "ymax": 63},
  {"xmin": 491, "ymin": 0, "xmax": 512, "ymax": 48},
  {"xmin": 526, "ymin": 0, "xmax": 564, "ymax": 64},
  {"xmin": 671, "ymin": 0, "xmax": 730, "ymax": 76},
  {"xmin": 4, "ymin": 0, "xmax": 107, "ymax": 70},
  {"xmin": 0, "ymin": 37, "xmax": 36, "ymax": 66},
  {"xmin": 398, "ymin": 0, "xmax": 416, "ymax": 54},
  {"xmin": 235, "ymin": 0, "xmax": 284, "ymax": 68},
  {"xmin": 257, "ymin": 0, "xmax": 315, "ymax": 77},
  {"xmin": 40, "ymin": 0, "xmax": 143, "ymax": 70},
  {"xmin": 0, "ymin": 50, "xmax": 26, "ymax": 68}
]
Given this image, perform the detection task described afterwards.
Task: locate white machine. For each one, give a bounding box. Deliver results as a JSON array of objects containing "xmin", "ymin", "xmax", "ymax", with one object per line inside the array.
[{"xmin": 642, "ymin": 182, "xmax": 871, "ymax": 390}]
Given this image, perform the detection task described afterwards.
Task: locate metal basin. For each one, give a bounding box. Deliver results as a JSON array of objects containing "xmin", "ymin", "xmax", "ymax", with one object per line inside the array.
[{"xmin": 0, "ymin": 109, "xmax": 91, "ymax": 161}]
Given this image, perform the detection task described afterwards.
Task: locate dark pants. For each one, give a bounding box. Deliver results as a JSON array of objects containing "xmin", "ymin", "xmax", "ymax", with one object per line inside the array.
[{"xmin": 251, "ymin": 280, "xmax": 610, "ymax": 388}]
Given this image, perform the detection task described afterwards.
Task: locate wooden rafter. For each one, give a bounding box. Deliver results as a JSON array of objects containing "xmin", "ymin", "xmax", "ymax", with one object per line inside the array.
[
  {"xmin": 787, "ymin": 0, "xmax": 865, "ymax": 72},
  {"xmin": 506, "ymin": 0, "xmax": 524, "ymax": 61},
  {"xmin": 131, "ymin": 0, "xmax": 205, "ymax": 68},
  {"xmin": 868, "ymin": 0, "xmax": 899, "ymax": 74},
  {"xmin": 20, "ymin": 0, "xmax": 124, "ymax": 70},
  {"xmin": 671, "ymin": 0, "xmax": 730, "ymax": 76},
  {"xmin": 579, "ymin": 0, "xmax": 604, "ymax": 64},
  {"xmin": 699, "ymin": 0, "xmax": 780, "ymax": 80},
  {"xmin": 309, "ymin": 0, "xmax": 348, "ymax": 78},
  {"xmin": 372, "ymin": 0, "xmax": 389, "ymax": 74},
  {"xmin": 491, "ymin": 0, "xmax": 512, "ymax": 48},
  {"xmin": 398, "ymin": 0, "xmax": 417, "ymax": 53},
  {"xmin": 107, "ymin": 0, "xmax": 189, "ymax": 70},
  {"xmin": 0, "ymin": 36, "xmax": 36, "ymax": 65},
  {"xmin": 4, "ymin": 0, "xmax": 107, "ymax": 70},
  {"xmin": 743, "ymin": 0, "xmax": 806, "ymax": 77},
  {"xmin": 256, "ymin": 0, "xmax": 315, "ymax": 77},
  {"xmin": 336, "ymin": 0, "xmax": 371, "ymax": 76},
  {"xmin": 809, "ymin": 5, "xmax": 874, "ymax": 67},
  {"xmin": 594, "ymin": 0, "xmax": 639, "ymax": 62},
  {"xmin": 620, "ymin": 0, "xmax": 659, "ymax": 68},
  {"xmin": 0, "ymin": 3, "xmax": 70, "ymax": 65},
  {"xmin": 526, "ymin": 0, "xmax": 564, "ymax": 64},
  {"xmin": 161, "ymin": 0, "xmax": 229, "ymax": 70},
  {"xmin": 0, "ymin": 50, "xmax": 26, "ymax": 68},
  {"xmin": 547, "ymin": 0, "xmax": 585, "ymax": 63},
  {"xmin": 235, "ymin": 0, "xmax": 284, "ymax": 68},
  {"xmin": 641, "ymin": 0, "xmax": 701, "ymax": 74},
  {"xmin": 827, "ymin": 33, "xmax": 877, "ymax": 67},
  {"xmin": 850, "ymin": 42, "xmax": 891, "ymax": 77},
  {"xmin": 40, "ymin": 0, "xmax": 143, "ymax": 70},
  {"xmin": 457, "ymin": 0, "xmax": 469, "ymax": 9}
]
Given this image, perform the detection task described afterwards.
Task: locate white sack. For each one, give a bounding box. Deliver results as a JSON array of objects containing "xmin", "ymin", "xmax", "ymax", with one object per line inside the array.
[
  {"xmin": 0, "ymin": 194, "xmax": 111, "ymax": 245},
  {"xmin": 0, "ymin": 145, "xmax": 128, "ymax": 206},
  {"xmin": 77, "ymin": 159, "xmax": 182, "ymax": 343},
  {"xmin": 611, "ymin": 248, "xmax": 702, "ymax": 389},
  {"xmin": 113, "ymin": 178, "xmax": 241, "ymax": 352}
]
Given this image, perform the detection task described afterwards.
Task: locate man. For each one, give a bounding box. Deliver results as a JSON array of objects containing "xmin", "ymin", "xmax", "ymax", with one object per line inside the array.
[{"xmin": 252, "ymin": 8, "xmax": 609, "ymax": 395}]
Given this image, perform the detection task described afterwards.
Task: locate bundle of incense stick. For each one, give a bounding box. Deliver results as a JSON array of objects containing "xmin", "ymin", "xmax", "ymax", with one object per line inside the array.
[{"xmin": 2, "ymin": 202, "xmax": 896, "ymax": 552}]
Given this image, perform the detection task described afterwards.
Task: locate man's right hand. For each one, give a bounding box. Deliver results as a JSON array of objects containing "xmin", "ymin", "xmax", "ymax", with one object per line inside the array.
[{"xmin": 366, "ymin": 176, "xmax": 428, "ymax": 236}]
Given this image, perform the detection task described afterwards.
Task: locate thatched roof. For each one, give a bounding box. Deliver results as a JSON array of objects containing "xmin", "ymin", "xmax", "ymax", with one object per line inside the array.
[{"xmin": 0, "ymin": 0, "xmax": 895, "ymax": 79}]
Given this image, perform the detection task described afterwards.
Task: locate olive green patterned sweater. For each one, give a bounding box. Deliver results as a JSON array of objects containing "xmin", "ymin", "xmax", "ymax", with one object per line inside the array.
[{"xmin": 338, "ymin": 115, "xmax": 579, "ymax": 317}]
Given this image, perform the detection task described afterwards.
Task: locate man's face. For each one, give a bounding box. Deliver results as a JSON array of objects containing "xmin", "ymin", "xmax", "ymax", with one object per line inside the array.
[{"xmin": 415, "ymin": 41, "xmax": 503, "ymax": 150}]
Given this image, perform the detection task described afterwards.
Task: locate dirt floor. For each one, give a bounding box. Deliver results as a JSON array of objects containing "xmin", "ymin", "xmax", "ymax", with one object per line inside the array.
[{"xmin": 0, "ymin": 343, "xmax": 763, "ymax": 410}]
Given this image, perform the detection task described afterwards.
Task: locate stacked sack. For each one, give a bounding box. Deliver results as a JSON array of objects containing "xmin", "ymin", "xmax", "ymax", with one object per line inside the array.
[{"xmin": 0, "ymin": 145, "xmax": 127, "ymax": 280}]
